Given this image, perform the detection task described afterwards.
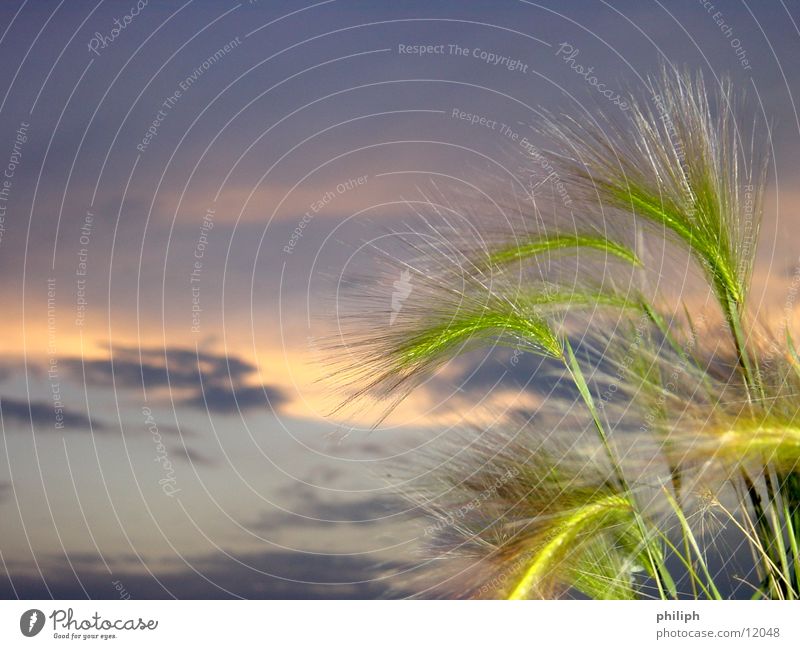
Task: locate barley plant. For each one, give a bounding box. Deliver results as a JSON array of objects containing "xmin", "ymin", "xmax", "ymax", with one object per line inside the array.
[{"xmin": 329, "ymin": 69, "xmax": 800, "ymax": 599}]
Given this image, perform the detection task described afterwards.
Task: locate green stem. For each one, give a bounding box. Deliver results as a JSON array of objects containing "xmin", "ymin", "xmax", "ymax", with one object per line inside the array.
[
  {"xmin": 724, "ymin": 294, "xmax": 762, "ymax": 402},
  {"xmin": 562, "ymin": 338, "xmax": 673, "ymax": 599},
  {"xmin": 662, "ymin": 487, "xmax": 723, "ymax": 599}
]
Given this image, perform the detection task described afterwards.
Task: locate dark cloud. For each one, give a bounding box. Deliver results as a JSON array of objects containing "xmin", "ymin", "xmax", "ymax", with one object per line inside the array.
[
  {"xmin": 306, "ymin": 466, "xmax": 343, "ymax": 484},
  {"xmin": 0, "ymin": 396, "xmax": 105, "ymax": 431},
  {"xmin": 146, "ymin": 424, "xmax": 190, "ymax": 437},
  {"xmin": 63, "ymin": 345, "xmax": 256, "ymax": 390},
  {"xmin": 425, "ymin": 349, "xmax": 576, "ymax": 403},
  {"xmin": 0, "ymin": 551, "xmax": 416, "ymax": 599},
  {"xmin": 63, "ymin": 346, "xmax": 286, "ymax": 415},
  {"xmin": 168, "ymin": 445, "xmax": 216, "ymax": 467},
  {"xmin": 179, "ymin": 383, "xmax": 287, "ymax": 414},
  {"xmin": 0, "ymin": 357, "xmax": 34, "ymax": 384},
  {"xmin": 0, "ymin": 525, "xmax": 758, "ymax": 599},
  {"xmin": 303, "ymin": 495, "xmax": 406, "ymax": 524},
  {"xmin": 252, "ymin": 495, "xmax": 406, "ymax": 529}
]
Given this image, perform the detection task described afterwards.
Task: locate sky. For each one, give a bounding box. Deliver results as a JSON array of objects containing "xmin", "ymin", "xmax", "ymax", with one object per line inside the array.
[{"xmin": 0, "ymin": 0, "xmax": 799, "ymax": 598}]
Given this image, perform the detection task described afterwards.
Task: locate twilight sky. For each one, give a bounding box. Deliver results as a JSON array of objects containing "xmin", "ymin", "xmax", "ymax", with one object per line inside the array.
[{"xmin": 0, "ymin": 0, "xmax": 799, "ymax": 598}]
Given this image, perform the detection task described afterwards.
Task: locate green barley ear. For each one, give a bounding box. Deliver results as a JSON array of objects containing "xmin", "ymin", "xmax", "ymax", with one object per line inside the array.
[
  {"xmin": 404, "ymin": 430, "xmax": 665, "ymax": 600},
  {"xmin": 505, "ymin": 490, "xmax": 659, "ymax": 600},
  {"xmin": 678, "ymin": 334, "xmax": 800, "ymax": 476},
  {"xmin": 542, "ymin": 68, "xmax": 767, "ymax": 359},
  {"xmin": 329, "ymin": 256, "xmax": 637, "ymax": 418},
  {"xmin": 484, "ymin": 232, "xmax": 641, "ymax": 269},
  {"xmin": 568, "ymin": 537, "xmax": 643, "ymax": 600},
  {"xmin": 697, "ymin": 417, "xmax": 800, "ymax": 473}
]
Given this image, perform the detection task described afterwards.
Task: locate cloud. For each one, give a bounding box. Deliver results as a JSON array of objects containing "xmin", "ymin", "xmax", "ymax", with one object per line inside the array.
[
  {"xmin": 180, "ymin": 383, "xmax": 286, "ymax": 414},
  {"xmin": 64, "ymin": 345, "xmax": 256, "ymax": 390},
  {"xmin": 0, "ymin": 357, "xmax": 34, "ymax": 384},
  {"xmin": 0, "ymin": 396, "xmax": 105, "ymax": 431},
  {"xmin": 251, "ymin": 493, "xmax": 405, "ymax": 529},
  {"xmin": 0, "ymin": 550, "xmax": 414, "ymax": 599},
  {"xmin": 445, "ymin": 351, "xmax": 560, "ymax": 392},
  {"xmin": 63, "ymin": 345, "xmax": 287, "ymax": 415},
  {"xmin": 168, "ymin": 445, "xmax": 216, "ymax": 466},
  {"xmin": 158, "ymin": 173, "xmax": 398, "ymax": 226}
]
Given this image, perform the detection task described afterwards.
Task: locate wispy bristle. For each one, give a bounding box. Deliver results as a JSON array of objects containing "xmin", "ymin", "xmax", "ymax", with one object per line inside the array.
[{"xmin": 541, "ymin": 67, "xmax": 768, "ymax": 312}]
